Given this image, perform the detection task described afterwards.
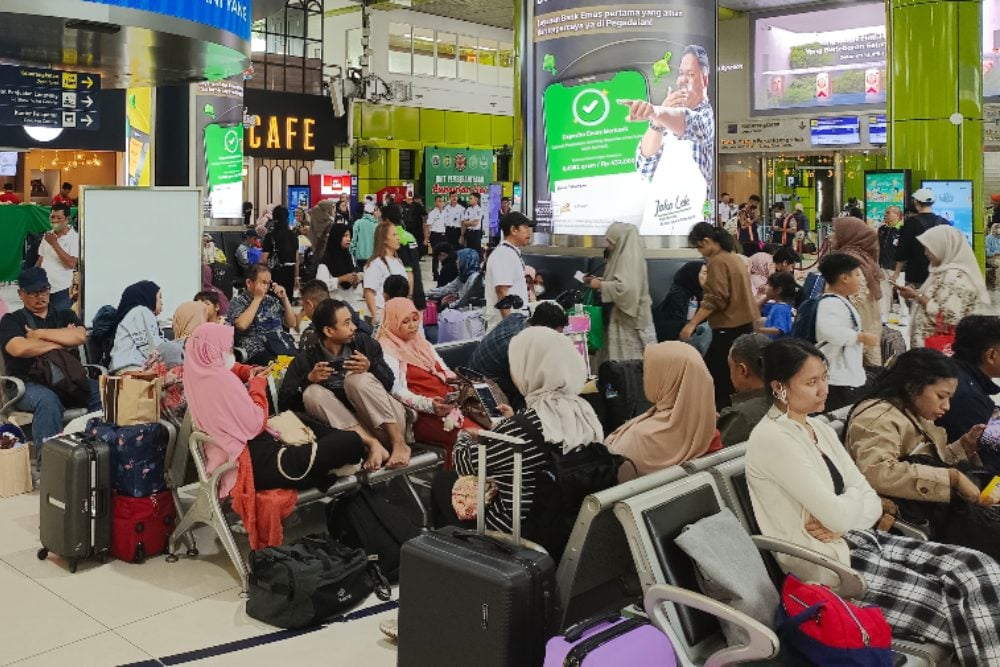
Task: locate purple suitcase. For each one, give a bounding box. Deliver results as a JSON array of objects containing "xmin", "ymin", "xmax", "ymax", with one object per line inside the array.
[{"xmin": 544, "ymin": 615, "xmax": 677, "ymax": 667}]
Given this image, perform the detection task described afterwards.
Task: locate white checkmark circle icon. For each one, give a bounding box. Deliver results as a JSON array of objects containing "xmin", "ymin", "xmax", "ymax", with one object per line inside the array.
[{"xmin": 572, "ymin": 88, "xmax": 609, "ymax": 127}]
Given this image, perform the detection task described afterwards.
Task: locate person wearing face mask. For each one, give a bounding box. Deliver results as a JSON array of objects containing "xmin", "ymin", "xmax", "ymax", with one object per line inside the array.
[
  {"xmin": 747, "ymin": 339, "xmax": 1000, "ymax": 666},
  {"xmin": 376, "ymin": 298, "xmax": 475, "ymax": 465},
  {"xmin": 35, "ymin": 203, "xmax": 78, "ymax": 313},
  {"xmin": 846, "ymin": 349, "xmax": 992, "ymax": 543},
  {"xmin": 109, "ymin": 281, "xmax": 170, "ymax": 373}
]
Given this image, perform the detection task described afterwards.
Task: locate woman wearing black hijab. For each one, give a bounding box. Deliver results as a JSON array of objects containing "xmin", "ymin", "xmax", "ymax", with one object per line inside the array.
[
  {"xmin": 653, "ymin": 261, "xmax": 706, "ymax": 342},
  {"xmin": 261, "ymin": 205, "xmax": 300, "ymax": 297},
  {"xmin": 317, "ymin": 224, "xmax": 361, "ymax": 300},
  {"xmin": 109, "ymin": 280, "xmax": 169, "ymax": 372}
]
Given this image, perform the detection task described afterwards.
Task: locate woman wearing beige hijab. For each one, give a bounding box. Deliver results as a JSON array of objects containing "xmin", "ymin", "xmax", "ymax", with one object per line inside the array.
[
  {"xmin": 586, "ymin": 222, "xmax": 655, "ymax": 361},
  {"xmin": 831, "ymin": 216, "xmax": 883, "ymax": 366},
  {"xmin": 307, "ymin": 199, "xmax": 336, "ymax": 259},
  {"xmin": 606, "ymin": 341, "xmax": 721, "ymax": 476},
  {"xmin": 898, "ymin": 225, "xmax": 990, "ymax": 348},
  {"xmin": 172, "ymin": 301, "xmax": 209, "ymax": 341}
]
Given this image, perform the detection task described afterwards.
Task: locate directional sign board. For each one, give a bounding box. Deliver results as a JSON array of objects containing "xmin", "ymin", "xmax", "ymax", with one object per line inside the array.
[{"xmin": 0, "ymin": 65, "xmax": 101, "ymax": 130}]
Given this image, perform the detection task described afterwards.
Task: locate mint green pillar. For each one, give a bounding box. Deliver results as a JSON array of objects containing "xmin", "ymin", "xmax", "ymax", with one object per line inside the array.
[{"xmin": 887, "ymin": 0, "xmax": 984, "ymax": 261}]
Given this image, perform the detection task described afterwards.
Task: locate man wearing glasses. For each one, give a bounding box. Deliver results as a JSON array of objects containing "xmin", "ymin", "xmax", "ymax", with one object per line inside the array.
[{"xmin": 0, "ymin": 268, "xmax": 100, "ymax": 475}]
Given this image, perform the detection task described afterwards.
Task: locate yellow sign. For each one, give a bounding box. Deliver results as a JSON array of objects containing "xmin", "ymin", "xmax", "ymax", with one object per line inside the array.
[
  {"xmin": 62, "ymin": 72, "xmax": 77, "ymax": 89},
  {"xmin": 248, "ymin": 116, "xmax": 316, "ymax": 153},
  {"xmin": 126, "ymin": 87, "xmax": 153, "ymax": 187}
]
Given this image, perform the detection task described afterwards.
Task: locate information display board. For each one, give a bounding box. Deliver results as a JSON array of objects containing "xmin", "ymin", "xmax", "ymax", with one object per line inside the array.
[
  {"xmin": 923, "ymin": 180, "xmax": 974, "ymax": 245},
  {"xmin": 809, "ymin": 117, "xmax": 860, "ymax": 146}
]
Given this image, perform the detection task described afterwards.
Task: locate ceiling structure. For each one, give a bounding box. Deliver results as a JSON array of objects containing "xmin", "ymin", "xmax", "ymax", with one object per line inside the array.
[{"xmin": 326, "ymin": 0, "xmax": 869, "ymax": 30}]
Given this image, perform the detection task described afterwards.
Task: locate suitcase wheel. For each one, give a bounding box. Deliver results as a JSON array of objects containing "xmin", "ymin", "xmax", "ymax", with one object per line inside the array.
[
  {"xmin": 36, "ymin": 548, "xmax": 48, "ymax": 561},
  {"xmin": 69, "ymin": 559, "xmax": 78, "ymax": 573},
  {"xmin": 133, "ymin": 543, "xmax": 146, "ymax": 564},
  {"xmin": 99, "ymin": 550, "xmax": 109, "ymax": 564}
]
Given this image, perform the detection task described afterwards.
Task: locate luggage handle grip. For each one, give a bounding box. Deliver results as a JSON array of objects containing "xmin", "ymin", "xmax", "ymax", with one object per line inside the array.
[
  {"xmin": 562, "ymin": 611, "xmax": 624, "ymax": 642},
  {"xmin": 475, "ymin": 430, "xmax": 527, "ymax": 544}
]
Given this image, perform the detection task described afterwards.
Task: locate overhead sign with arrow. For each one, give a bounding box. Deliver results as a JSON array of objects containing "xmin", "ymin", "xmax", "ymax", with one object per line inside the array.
[{"xmin": 0, "ymin": 65, "xmax": 101, "ymax": 130}]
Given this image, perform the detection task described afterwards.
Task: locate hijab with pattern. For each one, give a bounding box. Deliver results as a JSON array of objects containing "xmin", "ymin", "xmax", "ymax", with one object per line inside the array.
[
  {"xmin": 918, "ymin": 224, "xmax": 989, "ymax": 305},
  {"xmin": 606, "ymin": 342, "xmax": 717, "ymax": 475}
]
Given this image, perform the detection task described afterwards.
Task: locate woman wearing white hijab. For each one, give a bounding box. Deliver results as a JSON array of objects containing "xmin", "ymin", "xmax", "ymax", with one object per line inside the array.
[
  {"xmin": 587, "ymin": 222, "xmax": 655, "ymax": 361},
  {"xmin": 449, "ymin": 326, "xmax": 604, "ymax": 535},
  {"xmin": 898, "ymin": 225, "xmax": 990, "ymax": 348}
]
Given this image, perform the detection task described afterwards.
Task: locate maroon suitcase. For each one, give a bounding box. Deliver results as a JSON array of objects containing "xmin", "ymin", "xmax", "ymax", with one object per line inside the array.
[{"xmin": 111, "ymin": 491, "xmax": 176, "ymax": 563}]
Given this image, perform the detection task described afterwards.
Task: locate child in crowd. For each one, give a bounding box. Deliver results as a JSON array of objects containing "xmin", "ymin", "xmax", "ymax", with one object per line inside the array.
[
  {"xmin": 815, "ymin": 253, "xmax": 878, "ymax": 411},
  {"xmin": 755, "ymin": 272, "xmax": 797, "ymax": 339}
]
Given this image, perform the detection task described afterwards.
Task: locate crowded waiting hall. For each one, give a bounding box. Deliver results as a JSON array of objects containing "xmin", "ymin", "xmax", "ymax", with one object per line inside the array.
[{"xmin": 5, "ymin": 1, "xmax": 1000, "ymax": 666}]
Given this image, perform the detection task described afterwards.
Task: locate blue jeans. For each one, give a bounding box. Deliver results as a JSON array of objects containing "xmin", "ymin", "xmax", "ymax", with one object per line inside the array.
[
  {"xmin": 19, "ymin": 379, "xmax": 102, "ymax": 464},
  {"xmin": 49, "ymin": 289, "xmax": 71, "ymax": 313}
]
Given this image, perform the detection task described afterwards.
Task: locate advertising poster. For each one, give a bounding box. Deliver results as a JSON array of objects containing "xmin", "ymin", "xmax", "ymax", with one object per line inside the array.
[
  {"xmin": 864, "ymin": 170, "xmax": 909, "ymax": 228},
  {"xmin": 125, "ymin": 87, "xmax": 152, "ymax": 187},
  {"xmin": 287, "ymin": 185, "xmax": 311, "ymax": 218},
  {"xmin": 194, "ymin": 77, "xmax": 244, "ymax": 220},
  {"xmin": 923, "ymin": 180, "xmax": 974, "ymax": 245},
  {"xmin": 527, "ymin": 0, "xmax": 717, "ymax": 236},
  {"xmin": 423, "ymin": 147, "xmax": 493, "ymax": 204},
  {"xmin": 752, "ymin": 2, "xmax": 885, "ymax": 112}
]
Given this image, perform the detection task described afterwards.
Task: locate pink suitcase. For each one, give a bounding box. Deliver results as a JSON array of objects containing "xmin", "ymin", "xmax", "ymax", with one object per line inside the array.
[{"xmin": 544, "ymin": 614, "xmax": 677, "ymax": 666}]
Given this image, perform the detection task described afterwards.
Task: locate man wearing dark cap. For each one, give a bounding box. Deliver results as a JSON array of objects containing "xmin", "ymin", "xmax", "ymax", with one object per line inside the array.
[
  {"xmin": 0, "ymin": 268, "xmax": 99, "ymax": 471},
  {"xmin": 484, "ymin": 212, "xmax": 535, "ymax": 329},
  {"xmin": 235, "ymin": 228, "xmax": 259, "ymax": 278},
  {"xmin": 892, "ymin": 188, "xmax": 944, "ymax": 287}
]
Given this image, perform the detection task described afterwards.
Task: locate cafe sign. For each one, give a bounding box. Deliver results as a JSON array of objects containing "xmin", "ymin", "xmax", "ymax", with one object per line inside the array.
[{"xmin": 243, "ymin": 88, "xmax": 346, "ymax": 160}]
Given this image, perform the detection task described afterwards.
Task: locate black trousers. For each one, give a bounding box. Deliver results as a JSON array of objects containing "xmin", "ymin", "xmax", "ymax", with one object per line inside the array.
[
  {"xmin": 706, "ymin": 323, "xmax": 753, "ymax": 411},
  {"xmin": 429, "ymin": 231, "xmax": 446, "ymax": 279},
  {"xmin": 445, "ymin": 227, "xmax": 461, "ymax": 249},
  {"xmin": 249, "ymin": 428, "xmax": 365, "ymax": 494},
  {"xmin": 464, "ymin": 230, "xmax": 483, "ymax": 252}
]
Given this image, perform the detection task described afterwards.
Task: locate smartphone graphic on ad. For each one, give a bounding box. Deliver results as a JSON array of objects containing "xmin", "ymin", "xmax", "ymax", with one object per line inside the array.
[{"xmin": 541, "ymin": 70, "xmax": 650, "ymax": 232}]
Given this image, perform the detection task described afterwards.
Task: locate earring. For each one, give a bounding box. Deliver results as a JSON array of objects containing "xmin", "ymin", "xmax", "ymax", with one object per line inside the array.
[{"xmin": 774, "ymin": 385, "xmax": 788, "ymax": 404}]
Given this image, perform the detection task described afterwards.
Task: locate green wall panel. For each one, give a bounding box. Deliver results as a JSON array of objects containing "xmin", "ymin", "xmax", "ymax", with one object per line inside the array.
[
  {"xmin": 467, "ymin": 114, "xmax": 492, "ymax": 144},
  {"xmin": 392, "ymin": 106, "xmax": 421, "ymax": 142},
  {"xmin": 360, "ymin": 104, "xmax": 393, "ymax": 139},
  {"xmin": 443, "ymin": 111, "xmax": 469, "ymax": 145},
  {"xmin": 421, "ymin": 109, "xmax": 446, "ymax": 144},
  {"xmin": 491, "ymin": 115, "xmax": 514, "ymax": 146}
]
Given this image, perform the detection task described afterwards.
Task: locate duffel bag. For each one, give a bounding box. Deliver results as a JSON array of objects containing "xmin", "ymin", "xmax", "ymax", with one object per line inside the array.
[
  {"xmin": 111, "ymin": 491, "xmax": 176, "ymax": 563},
  {"xmin": 436, "ymin": 308, "xmax": 485, "ymax": 344},
  {"xmin": 246, "ymin": 533, "xmax": 391, "ymax": 629},
  {"xmin": 86, "ymin": 419, "xmax": 168, "ymax": 497}
]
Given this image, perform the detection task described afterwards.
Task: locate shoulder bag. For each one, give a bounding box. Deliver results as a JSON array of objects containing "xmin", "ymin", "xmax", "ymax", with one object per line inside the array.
[{"xmin": 448, "ymin": 367, "xmax": 509, "ymax": 430}]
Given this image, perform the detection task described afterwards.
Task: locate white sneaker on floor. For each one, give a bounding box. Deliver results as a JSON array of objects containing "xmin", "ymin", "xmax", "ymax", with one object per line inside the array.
[{"xmin": 379, "ymin": 618, "xmax": 399, "ymax": 643}]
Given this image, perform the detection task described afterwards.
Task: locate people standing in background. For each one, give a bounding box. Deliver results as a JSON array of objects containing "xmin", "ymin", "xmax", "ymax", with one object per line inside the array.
[
  {"xmin": 770, "ymin": 202, "xmax": 795, "ymax": 247},
  {"xmin": 462, "ymin": 192, "xmax": 486, "ymax": 252},
  {"xmin": 242, "ymin": 201, "xmax": 254, "ymax": 228},
  {"xmin": 51, "ymin": 182, "xmax": 73, "ymax": 206},
  {"xmin": 717, "ymin": 192, "xmax": 737, "ymax": 226},
  {"xmin": 382, "ymin": 205, "xmax": 426, "ymax": 311},
  {"xmin": 427, "ymin": 196, "xmax": 449, "ymax": 280},
  {"xmin": 443, "ymin": 192, "xmax": 464, "ymax": 249},
  {"xmin": 830, "ymin": 216, "xmax": 883, "ymax": 367},
  {"xmin": 654, "ymin": 260, "xmax": 705, "ymax": 342},
  {"xmin": 986, "ymin": 223, "xmax": 1000, "ymax": 291},
  {"xmin": 260, "ymin": 206, "xmax": 299, "ymax": 298},
  {"xmin": 737, "ymin": 208, "xmax": 761, "ymax": 256},
  {"xmin": 364, "ymin": 222, "xmax": 410, "ymax": 325},
  {"xmin": 495, "ymin": 196, "xmax": 512, "ymax": 247},
  {"xmin": 682, "ymin": 222, "xmax": 759, "ymax": 410},
  {"xmin": 334, "ymin": 199, "xmax": 353, "ymax": 226},
  {"xmin": 234, "ymin": 229, "xmax": 258, "ymax": 279},
  {"xmin": 893, "ymin": 188, "xmax": 944, "ymax": 287},
  {"xmin": 35, "ymin": 203, "xmax": 78, "ymax": 313},
  {"xmin": 307, "ymin": 200, "xmax": 335, "ymax": 260},
  {"xmin": 0, "ymin": 183, "xmax": 21, "ymax": 204},
  {"xmin": 400, "ymin": 192, "xmax": 427, "ymax": 257},
  {"xmin": 485, "ymin": 212, "xmax": 533, "ymax": 330},
  {"xmin": 878, "ymin": 206, "xmax": 904, "ymax": 315},
  {"xmin": 350, "ymin": 196, "xmax": 379, "ymax": 271},
  {"xmin": 587, "ymin": 222, "xmax": 656, "ymax": 361}
]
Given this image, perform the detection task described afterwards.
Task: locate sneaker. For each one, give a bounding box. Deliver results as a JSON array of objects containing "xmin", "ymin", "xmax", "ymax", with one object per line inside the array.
[{"xmin": 379, "ymin": 618, "xmax": 399, "ymax": 643}]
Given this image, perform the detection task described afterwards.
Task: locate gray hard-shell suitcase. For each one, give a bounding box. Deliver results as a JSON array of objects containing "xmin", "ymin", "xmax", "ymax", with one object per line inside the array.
[
  {"xmin": 37, "ymin": 433, "xmax": 112, "ymax": 572},
  {"xmin": 397, "ymin": 430, "xmax": 557, "ymax": 667}
]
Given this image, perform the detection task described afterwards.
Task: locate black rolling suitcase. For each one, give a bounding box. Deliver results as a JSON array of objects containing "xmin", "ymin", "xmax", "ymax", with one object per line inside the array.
[
  {"xmin": 597, "ymin": 359, "xmax": 651, "ymax": 434},
  {"xmin": 397, "ymin": 430, "xmax": 557, "ymax": 667},
  {"xmin": 37, "ymin": 434, "xmax": 112, "ymax": 572}
]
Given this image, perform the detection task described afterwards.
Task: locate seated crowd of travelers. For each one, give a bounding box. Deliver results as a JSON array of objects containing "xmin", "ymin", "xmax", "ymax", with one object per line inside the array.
[{"xmin": 7, "ymin": 197, "xmax": 1000, "ymax": 665}]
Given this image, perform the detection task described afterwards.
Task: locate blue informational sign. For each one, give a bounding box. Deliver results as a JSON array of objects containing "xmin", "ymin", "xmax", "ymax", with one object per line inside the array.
[
  {"xmin": 923, "ymin": 180, "xmax": 974, "ymax": 245},
  {"xmin": 868, "ymin": 115, "xmax": 887, "ymax": 145},
  {"xmin": 83, "ymin": 0, "xmax": 250, "ymax": 40},
  {"xmin": 287, "ymin": 185, "xmax": 311, "ymax": 224},
  {"xmin": 810, "ymin": 117, "xmax": 861, "ymax": 146}
]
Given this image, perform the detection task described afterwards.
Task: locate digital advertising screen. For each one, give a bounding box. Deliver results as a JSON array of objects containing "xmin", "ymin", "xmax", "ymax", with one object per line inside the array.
[
  {"xmin": 526, "ymin": 0, "xmax": 716, "ymax": 237},
  {"xmin": 287, "ymin": 185, "xmax": 310, "ymax": 220},
  {"xmin": 809, "ymin": 117, "xmax": 860, "ymax": 146},
  {"xmin": 985, "ymin": 1, "xmax": 1000, "ymax": 98},
  {"xmin": 864, "ymin": 170, "xmax": 909, "ymax": 228},
  {"xmin": 753, "ymin": 2, "xmax": 886, "ymax": 113},
  {"xmin": 868, "ymin": 114, "xmax": 886, "ymax": 145},
  {"xmin": 923, "ymin": 180, "xmax": 974, "ymax": 245}
]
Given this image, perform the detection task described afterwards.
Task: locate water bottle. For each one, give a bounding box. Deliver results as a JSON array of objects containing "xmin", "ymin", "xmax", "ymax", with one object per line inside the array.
[
  {"xmin": 574, "ymin": 303, "xmax": 584, "ymax": 316},
  {"xmin": 686, "ymin": 297, "xmax": 698, "ymax": 321}
]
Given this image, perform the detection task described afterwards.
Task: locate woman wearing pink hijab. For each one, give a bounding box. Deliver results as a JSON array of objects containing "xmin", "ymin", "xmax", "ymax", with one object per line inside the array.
[
  {"xmin": 747, "ymin": 252, "xmax": 772, "ymax": 307},
  {"xmin": 183, "ymin": 323, "xmax": 366, "ymax": 497}
]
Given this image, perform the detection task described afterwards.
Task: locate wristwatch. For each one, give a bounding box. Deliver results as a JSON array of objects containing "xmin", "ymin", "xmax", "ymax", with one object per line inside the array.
[{"xmin": 649, "ymin": 120, "xmax": 667, "ymax": 133}]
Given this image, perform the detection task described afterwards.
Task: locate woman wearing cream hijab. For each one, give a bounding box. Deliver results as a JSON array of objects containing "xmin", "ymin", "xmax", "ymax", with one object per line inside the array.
[
  {"xmin": 586, "ymin": 222, "xmax": 655, "ymax": 361},
  {"xmin": 606, "ymin": 341, "xmax": 721, "ymax": 476},
  {"xmin": 898, "ymin": 225, "xmax": 990, "ymax": 348}
]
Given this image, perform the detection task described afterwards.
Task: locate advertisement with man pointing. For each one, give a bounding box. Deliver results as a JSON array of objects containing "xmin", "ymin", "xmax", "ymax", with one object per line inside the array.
[{"xmin": 527, "ymin": 0, "xmax": 716, "ymax": 237}]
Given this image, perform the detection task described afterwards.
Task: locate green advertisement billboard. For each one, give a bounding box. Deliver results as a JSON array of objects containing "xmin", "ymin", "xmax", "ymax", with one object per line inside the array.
[
  {"xmin": 204, "ymin": 123, "xmax": 244, "ymax": 219},
  {"xmin": 423, "ymin": 147, "xmax": 493, "ymax": 205}
]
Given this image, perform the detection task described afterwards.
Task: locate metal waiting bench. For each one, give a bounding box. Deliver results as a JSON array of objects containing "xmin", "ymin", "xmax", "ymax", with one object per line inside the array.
[{"xmin": 167, "ymin": 425, "xmax": 442, "ymax": 593}]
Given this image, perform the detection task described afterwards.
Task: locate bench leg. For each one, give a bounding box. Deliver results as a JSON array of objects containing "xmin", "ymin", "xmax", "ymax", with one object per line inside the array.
[
  {"xmin": 169, "ymin": 482, "xmax": 249, "ymax": 593},
  {"xmin": 400, "ymin": 474, "xmax": 431, "ymax": 529}
]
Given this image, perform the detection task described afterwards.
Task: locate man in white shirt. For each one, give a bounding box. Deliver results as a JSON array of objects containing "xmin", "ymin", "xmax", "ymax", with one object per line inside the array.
[
  {"xmin": 485, "ymin": 212, "xmax": 534, "ymax": 329},
  {"xmin": 426, "ymin": 195, "xmax": 449, "ymax": 280},
  {"xmin": 35, "ymin": 203, "xmax": 78, "ymax": 313},
  {"xmin": 814, "ymin": 253, "xmax": 878, "ymax": 411},
  {"xmin": 717, "ymin": 192, "xmax": 737, "ymax": 225},
  {"xmin": 443, "ymin": 193, "xmax": 464, "ymax": 249},
  {"xmin": 462, "ymin": 192, "xmax": 486, "ymax": 252}
]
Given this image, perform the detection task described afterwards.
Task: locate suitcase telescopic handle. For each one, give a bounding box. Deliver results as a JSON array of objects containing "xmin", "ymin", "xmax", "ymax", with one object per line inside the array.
[{"xmin": 475, "ymin": 430, "xmax": 528, "ymax": 546}]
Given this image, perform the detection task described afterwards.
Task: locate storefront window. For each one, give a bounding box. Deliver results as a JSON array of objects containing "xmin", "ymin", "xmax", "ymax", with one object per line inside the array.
[
  {"xmin": 413, "ymin": 27, "xmax": 435, "ymax": 77},
  {"xmin": 478, "ymin": 39, "xmax": 499, "ymax": 86},
  {"xmin": 437, "ymin": 32, "xmax": 458, "ymax": 78},
  {"xmin": 389, "ymin": 23, "xmax": 413, "ymax": 74},
  {"xmin": 458, "ymin": 35, "xmax": 478, "ymax": 81}
]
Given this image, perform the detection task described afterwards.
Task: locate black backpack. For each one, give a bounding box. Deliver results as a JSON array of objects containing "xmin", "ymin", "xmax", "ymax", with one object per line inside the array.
[
  {"xmin": 326, "ymin": 487, "xmax": 420, "ymax": 582},
  {"xmin": 597, "ymin": 359, "xmax": 651, "ymax": 434},
  {"xmin": 790, "ymin": 294, "xmax": 857, "ymax": 344}
]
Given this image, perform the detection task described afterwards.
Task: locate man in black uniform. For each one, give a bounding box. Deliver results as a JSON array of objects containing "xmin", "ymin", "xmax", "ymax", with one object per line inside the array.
[{"xmin": 892, "ymin": 188, "xmax": 944, "ymax": 287}]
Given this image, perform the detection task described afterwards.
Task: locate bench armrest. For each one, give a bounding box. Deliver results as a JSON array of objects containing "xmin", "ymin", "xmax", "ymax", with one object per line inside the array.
[
  {"xmin": 83, "ymin": 364, "xmax": 107, "ymax": 379},
  {"xmin": 643, "ymin": 584, "xmax": 779, "ymax": 667},
  {"xmin": 752, "ymin": 535, "xmax": 867, "ymax": 599},
  {"xmin": 0, "ymin": 375, "xmax": 25, "ymax": 415}
]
